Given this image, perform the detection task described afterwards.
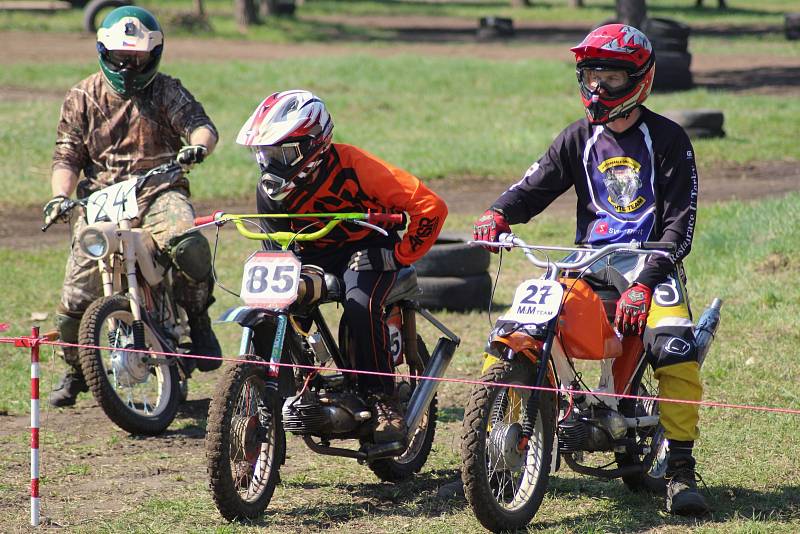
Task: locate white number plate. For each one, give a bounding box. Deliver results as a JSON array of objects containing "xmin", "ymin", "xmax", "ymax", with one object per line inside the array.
[
  {"xmin": 86, "ymin": 178, "xmax": 139, "ymax": 224},
  {"xmin": 499, "ymin": 279, "xmax": 564, "ymax": 325},
  {"xmin": 240, "ymin": 252, "xmax": 301, "ymax": 309}
]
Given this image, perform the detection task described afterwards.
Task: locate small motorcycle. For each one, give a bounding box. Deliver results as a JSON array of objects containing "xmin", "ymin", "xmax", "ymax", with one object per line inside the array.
[
  {"xmin": 460, "ymin": 234, "xmax": 722, "ymax": 532},
  {"xmin": 42, "ymin": 161, "xmax": 197, "ymax": 435},
  {"xmin": 196, "ymin": 210, "xmax": 460, "ymax": 521}
]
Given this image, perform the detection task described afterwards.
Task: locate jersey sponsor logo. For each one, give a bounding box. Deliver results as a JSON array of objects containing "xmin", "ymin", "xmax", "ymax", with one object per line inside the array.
[
  {"xmin": 409, "ymin": 216, "xmax": 440, "ymax": 251},
  {"xmin": 598, "ymin": 156, "xmax": 645, "ymax": 213},
  {"xmin": 594, "ymin": 221, "xmax": 609, "ymax": 235}
]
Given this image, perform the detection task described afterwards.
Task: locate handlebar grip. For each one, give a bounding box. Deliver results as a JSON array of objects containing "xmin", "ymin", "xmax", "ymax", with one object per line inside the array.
[
  {"xmin": 194, "ymin": 210, "xmax": 225, "ymax": 226},
  {"xmin": 641, "ymin": 241, "xmax": 677, "ymax": 252},
  {"xmin": 367, "ymin": 211, "xmax": 405, "ymax": 225}
]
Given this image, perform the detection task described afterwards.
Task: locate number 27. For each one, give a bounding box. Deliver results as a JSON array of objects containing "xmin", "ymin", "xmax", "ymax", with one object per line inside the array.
[{"xmin": 521, "ymin": 283, "xmax": 552, "ymax": 305}]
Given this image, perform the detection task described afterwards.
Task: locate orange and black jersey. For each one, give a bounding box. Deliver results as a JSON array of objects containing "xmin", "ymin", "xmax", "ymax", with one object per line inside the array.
[{"xmin": 257, "ymin": 143, "xmax": 448, "ymax": 265}]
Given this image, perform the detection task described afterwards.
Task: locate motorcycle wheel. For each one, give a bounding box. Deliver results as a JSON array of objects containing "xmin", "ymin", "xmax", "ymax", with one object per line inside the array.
[
  {"xmin": 367, "ymin": 395, "xmax": 438, "ymax": 483},
  {"xmin": 616, "ymin": 362, "xmax": 668, "ymax": 493},
  {"xmin": 206, "ymin": 361, "xmax": 284, "ymax": 521},
  {"xmin": 79, "ymin": 294, "xmax": 180, "ymax": 435},
  {"xmin": 460, "ymin": 356, "xmax": 556, "ymax": 532},
  {"xmin": 366, "ymin": 335, "xmax": 438, "ymax": 482}
]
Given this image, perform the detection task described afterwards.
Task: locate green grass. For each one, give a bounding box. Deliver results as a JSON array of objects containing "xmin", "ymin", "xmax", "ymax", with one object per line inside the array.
[
  {"xmin": 2, "ymin": 53, "xmax": 799, "ymax": 206},
  {"xmin": 1, "ymin": 199, "xmax": 799, "ymax": 531},
  {"xmin": 1, "ymin": 0, "xmax": 797, "ymax": 35}
]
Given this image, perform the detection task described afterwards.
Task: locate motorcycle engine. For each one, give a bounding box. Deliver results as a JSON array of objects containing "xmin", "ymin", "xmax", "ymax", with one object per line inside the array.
[
  {"xmin": 282, "ymin": 390, "xmax": 372, "ymax": 437},
  {"xmin": 558, "ymin": 407, "xmax": 629, "ymax": 452}
]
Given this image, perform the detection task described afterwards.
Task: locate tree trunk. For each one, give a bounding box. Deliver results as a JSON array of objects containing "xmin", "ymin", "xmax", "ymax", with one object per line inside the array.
[
  {"xmin": 235, "ymin": 0, "xmax": 259, "ymax": 26},
  {"xmin": 510, "ymin": 0, "xmax": 531, "ymax": 7},
  {"xmin": 568, "ymin": 0, "xmax": 585, "ymax": 7},
  {"xmin": 615, "ymin": 0, "xmax": 647, "ymax": 28},
  {"xmin": 194, "ymin": 0, "xmax": 205, "ymax": 17}
]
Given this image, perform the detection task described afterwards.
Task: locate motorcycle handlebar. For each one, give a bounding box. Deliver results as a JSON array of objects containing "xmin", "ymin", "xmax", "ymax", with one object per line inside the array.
[
  {"xmin": 367, "ymin": 211, "xmax": 405, "ymax": 225},
  {"xmin": 194, "ymin": 210, "xmax": 225, "ymax": 226},
  {"xmin": 41, "ymin": 199, "xmax": 79, "ymax": 233},
  {"xmin": 641, "ymin": 241, "xmax": 676, "ymax": 252}
]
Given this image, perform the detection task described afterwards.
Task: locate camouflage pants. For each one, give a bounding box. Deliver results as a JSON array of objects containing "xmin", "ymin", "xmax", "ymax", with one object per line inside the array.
[{"xmin": 56, "ymin": 190, "xmax": 211, "ymax": 368}]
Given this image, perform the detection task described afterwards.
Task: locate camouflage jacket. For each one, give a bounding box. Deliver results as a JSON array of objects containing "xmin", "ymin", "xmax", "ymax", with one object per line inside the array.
[{"xmin": 52, "ymin": 72, "xmax": 217, "ymax": 209}]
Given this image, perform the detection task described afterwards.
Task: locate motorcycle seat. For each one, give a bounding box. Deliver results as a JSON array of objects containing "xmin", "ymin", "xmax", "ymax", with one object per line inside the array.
[{"xmin": 322, "ymin": 266, "xmax": 421, "ymax": 305}]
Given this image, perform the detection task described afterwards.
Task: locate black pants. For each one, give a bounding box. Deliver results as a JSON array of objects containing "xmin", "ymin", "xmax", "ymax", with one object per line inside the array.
[{"xmin": 306, "ymin": 247, "xmax": 398, "ymax": 396}]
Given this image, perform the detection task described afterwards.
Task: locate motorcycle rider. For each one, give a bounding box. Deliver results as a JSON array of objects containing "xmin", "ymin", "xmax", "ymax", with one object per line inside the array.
[
  {"xmin": 44, "ymin": 6, "xmax": 222, "ymax": 407},
  {"xmin": 237, "ymin": 90, "xmax": 448, "ymax": 443},
  {"xmin": 473, "ymin": 24, "xmax": 709, "ymax": 516}
]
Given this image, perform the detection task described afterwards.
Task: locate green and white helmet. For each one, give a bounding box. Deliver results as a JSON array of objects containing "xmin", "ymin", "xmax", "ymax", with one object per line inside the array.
[{"xmin": 96, "ymin": 6, "xmax": 164, "ymax": 97}]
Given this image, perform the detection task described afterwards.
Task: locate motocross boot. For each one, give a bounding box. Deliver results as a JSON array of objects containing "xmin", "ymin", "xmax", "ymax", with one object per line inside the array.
[
  {"xmin": 188, "ymin": 312, "xmax": 223, "ymax": 371},
  {"xmin": 666, "ymin": 455, "xmax": 710, "ymax": 516},
  {"xmin": 50, "ymin": 354, "xmax": 88, "ymax": 408},
  {"xmin": 369, "ymin": 394, "xmax": 407, "ymax": 443}
]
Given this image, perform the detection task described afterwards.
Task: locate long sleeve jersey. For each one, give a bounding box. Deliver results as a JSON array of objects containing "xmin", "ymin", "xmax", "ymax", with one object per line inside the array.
[
  {"xmin": 257, "ymin": 143, "xmax": 448, "ymax": 265},
  {"xmin": 492, "ymin": 107, "xmax": 698, "ymax": 288}
]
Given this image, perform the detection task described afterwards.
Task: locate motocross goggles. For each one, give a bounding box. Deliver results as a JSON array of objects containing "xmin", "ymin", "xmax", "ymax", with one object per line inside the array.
[{"xmin": 578, "ymin": 67, "xmax": 632, "ymax": 99}]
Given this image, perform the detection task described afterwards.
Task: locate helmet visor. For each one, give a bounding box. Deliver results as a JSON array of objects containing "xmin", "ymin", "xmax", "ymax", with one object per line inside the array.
[
  {"xmin": 104, "ymin": 50, "xmax": 152, "ymax": 71},
  {"xmin": 254, "ymin": 143, "xmax": 303, "ymax": 170},
  {"xmin": 579, "ymin": 68, "xmax": 631, "ymax": 97}
]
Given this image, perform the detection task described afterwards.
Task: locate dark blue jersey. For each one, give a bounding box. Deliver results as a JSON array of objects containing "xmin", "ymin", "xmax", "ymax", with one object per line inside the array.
[{"xmin": 492, "ymin": 107, "xmax": 698, "ymax": 288}]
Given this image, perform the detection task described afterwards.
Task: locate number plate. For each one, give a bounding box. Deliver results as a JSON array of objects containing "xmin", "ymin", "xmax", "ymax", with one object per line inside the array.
[
  {"xmin": 240, "ymin": 252, "xmax": 301, "ymax": 309},
  {"xmin": 499, "ymin": 279, "xmax": 564, "ymax": 325},
  {"xmin": 86, "ymin": 178, "xmax": 139, "ymax": 224}
]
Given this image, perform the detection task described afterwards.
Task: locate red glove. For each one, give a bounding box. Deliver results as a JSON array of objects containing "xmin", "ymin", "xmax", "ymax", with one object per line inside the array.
[
  {"xmin": 615, "ymin": 283, "xmax": 653, "ymax": 336},
  {"xmin": 472, "ymin": 209, "xmax": 511, "ymax": 253}
]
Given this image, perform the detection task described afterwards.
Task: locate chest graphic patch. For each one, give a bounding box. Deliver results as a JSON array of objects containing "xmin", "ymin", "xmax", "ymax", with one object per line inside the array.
[{"xmin": 598, "ymin": 156, "xmax": 644, "ymax": 213}]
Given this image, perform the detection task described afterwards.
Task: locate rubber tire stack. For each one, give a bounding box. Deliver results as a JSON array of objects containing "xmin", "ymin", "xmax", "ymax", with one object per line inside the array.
[
  {"xmin": 787, "ymin": 13, "xmax": 800, "ymax": 40},
  {"xmin": 414, "ymin": 234, "xmax": 492, "ymax": 312},
  {"xmin": 641, "ymin": 17, "xmax": 694, "ymax": 91},
  {"xmin": 83, "ymin": 0, "xmax": 133, "ymax": 33},
  {"xmin": 663, "ymin": 109, "xmax": 725, "ymax": 139}
]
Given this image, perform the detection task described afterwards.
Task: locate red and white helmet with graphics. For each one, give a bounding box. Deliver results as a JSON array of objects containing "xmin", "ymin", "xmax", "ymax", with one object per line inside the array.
[
  {"xmin": 237, "ymin": 90, "xmax": 334, "ymax": 200},
  {"xmin": 570, "ymin": 24, "xmax": 655, "ymax": 124}
]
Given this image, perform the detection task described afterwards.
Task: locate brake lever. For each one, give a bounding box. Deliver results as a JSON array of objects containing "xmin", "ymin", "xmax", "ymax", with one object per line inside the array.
[{"xmin": 350, "ymin": 219, "xmax": 389, "ymax": 236}]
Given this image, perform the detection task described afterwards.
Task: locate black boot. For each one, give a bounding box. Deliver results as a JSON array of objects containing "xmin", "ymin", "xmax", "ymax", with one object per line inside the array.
[
  {"xmin": 666, "ymin": 454, "xmax": 710, "ymax": 516},
  {"xmin": 50, "ymin": 370, "xmax": 88, "ymax": 407},
  {"xmin": 188, "ymin": 312, "xmax": 222, "ymax": 371}
]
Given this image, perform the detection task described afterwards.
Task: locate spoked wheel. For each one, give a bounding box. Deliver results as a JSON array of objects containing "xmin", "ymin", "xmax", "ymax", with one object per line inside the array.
[
  {"xmin": 461, "ymin": 356, "xmax": 556, "ymax": 532},
  {"xmin": 616, "ymin": 362, "xmax": 668, "ymax": 493},
  {"xmin": 79, "ymin": 295, "xmax": 180, "ymax": 435},
  {"xmin": 367, "ymin": 391, "xmax": 438, "ymax": 482},
  {"xmin": 206, "ymin": 361, "xmax": 284, "ymax": 521}
]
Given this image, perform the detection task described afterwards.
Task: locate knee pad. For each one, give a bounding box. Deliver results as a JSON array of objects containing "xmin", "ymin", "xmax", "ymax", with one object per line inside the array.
[
  {"xmin": 168, "ymin": 232, "xmax": 212, "ymax": 283},
  {"xmin": 55, "ymin": 312, "xmax": 81, "ymax": 344},
  {"xmin": 649, "ymin": 332, "xmax": 698, "ymax": 369}
]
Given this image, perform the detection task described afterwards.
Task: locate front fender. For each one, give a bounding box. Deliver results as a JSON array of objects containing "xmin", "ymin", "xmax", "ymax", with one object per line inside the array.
[{"xmin": 218, "ymin": 306, "xmax": 275, "ymax": 328}]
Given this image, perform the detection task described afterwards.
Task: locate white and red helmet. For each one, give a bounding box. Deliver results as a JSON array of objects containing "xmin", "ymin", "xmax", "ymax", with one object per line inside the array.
[
  {"xmin": 237, "ymin": 90, "xmax": 334, "ymax": 200},
  {"xmin": 571, "ymin": 24, "xmax": 655, "ymax": 124}
]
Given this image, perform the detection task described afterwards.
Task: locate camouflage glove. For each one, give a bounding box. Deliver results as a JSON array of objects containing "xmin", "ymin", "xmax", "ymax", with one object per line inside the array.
[
  {"xmin": 177, "ymin": 144, "xmax": 208, "ymax": 166},
  {"xmin": 43, "ymin": 195, "xmax": 70, "ymax": 226},
  {"xmin": 349, "ymin": 248, "xmax": 400, "ymax": 272},
  {"xmin": 615, "ymin": 283, "xmax": 653, "ymax": 336}
]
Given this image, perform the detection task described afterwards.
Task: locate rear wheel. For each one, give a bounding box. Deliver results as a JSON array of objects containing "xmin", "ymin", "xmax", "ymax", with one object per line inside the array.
[
  {"xmin": 616, "ymin": 362, "xmax": 668, "ymax": 493},
  {"xmin": 367, "ymin": 335, "xmax": 438, "ymax": 482},
  {"xmin": 79, "ymin": 295, "xmax": 180, "ymax": 435},
  {"xmin": 206, "ymin": 361, "xmax": 284, "ymax": 521},
  {"xmin": 461, "ymin": 356, "xmax": 556, "ymax": 532}
]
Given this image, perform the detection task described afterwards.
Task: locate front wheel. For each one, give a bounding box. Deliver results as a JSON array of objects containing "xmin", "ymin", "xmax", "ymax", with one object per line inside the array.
[
  {"xmin": 79, "ymin": 295, "xmax": 180, "ymax": 435},
  {"xmin": 461, "ymin": 356, "xmax": 556, "ymax": 532},
  {"xmin": 206, "ymin": 361, "xmax": 284, "ymax": 521}
]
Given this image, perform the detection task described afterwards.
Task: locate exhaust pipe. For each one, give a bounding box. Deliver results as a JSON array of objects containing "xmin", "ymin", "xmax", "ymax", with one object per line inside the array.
[
  {"xmin": 695, "ymin": 298, "xmax": 723, "ymax": 368},
  {"xmin": 404, "ymin": 337, "xmax": 458, "ymax": 437}
]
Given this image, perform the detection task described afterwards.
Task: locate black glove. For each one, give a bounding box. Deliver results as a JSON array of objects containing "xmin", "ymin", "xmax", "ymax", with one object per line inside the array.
[
  {"xmin": 43, "ymin": 195, "xmax": 70, "ymax": 226},
  {"xmin": 349, "ymin": 248, "xmax": 400, "ymax": 272},
  {"xmin": 177, "ymin": 144, "xmax": 208, "ymax": 166}
]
